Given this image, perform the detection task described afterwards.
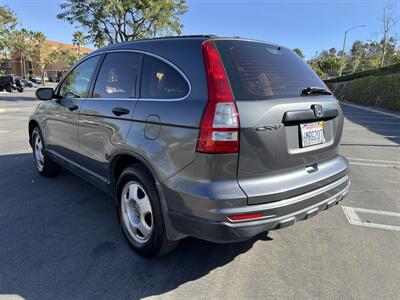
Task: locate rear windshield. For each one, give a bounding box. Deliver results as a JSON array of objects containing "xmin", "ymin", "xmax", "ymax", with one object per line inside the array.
[{"xmin": 215, "ymin": 40, "xmax": 325, "ymax": 100}]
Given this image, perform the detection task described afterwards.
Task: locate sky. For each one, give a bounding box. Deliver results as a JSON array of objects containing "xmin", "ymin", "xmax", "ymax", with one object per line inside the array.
[{"xmin": 1, "ymin": 0, "xmax": 399, "ymax": 59}]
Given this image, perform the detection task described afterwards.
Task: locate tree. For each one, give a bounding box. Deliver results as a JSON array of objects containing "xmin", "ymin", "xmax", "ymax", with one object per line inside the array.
[
  {"xmin": 0, "ymin": 5, "xmax": 18, "ymax": 57},
  {"xmin": 350, "ymin": 40, "xmax": 365, "ymax": 72},
  {"xmin": 316, "ymin": 56, "xmax": 343, "ymax": 78},
  {"xmin": 93, "ymin": 31, "xmax": 106, "ymax": 48},
  {"xmin": 54, "ymin": 46, "xmax": 81, "ymax": 69},
  {"xmin": 328, "ymin": 47, "xmax": 337, "ymax": 57},
  {"xmin": 57, "ymin": 0, "xmax": 188, "ymax": 47},
  {"xmin": 309, "ymin": 61, "xmax": 326, "ymax": 79},
  {"xmin": 0, "ymin": 5, "xmax": 17, "ymax": 35},
  {"xmin": 380, "ymin": 36, "xmax": 398, "ymax": 65},
  {"xmin": 337, "ymin": 50, "xmax": 345, "ymax": 58},
  {"xmin": 293, "ymin": 48, "xmax": 304, "ymax": 58},
  {"xmin": 10, "ymin": 29, "xmax": 33, "ymax": 77},
  {"xmin": 360, "ymin": 42, "xmax": 381, "ymax": 70},
  {"xmin": 376, "ymin": 4, "xmax": 398, "ymax": 67},
  {"xmin": 319, "ymin": 50, "xmax": 330, "ymax": 59},
  {"xmin": 72, "ymin": 30, "xmax": 86, "ymax": 54},
  {"xmin": 29, "ymin": 32, "xmax": 58, "ymax": 85}
]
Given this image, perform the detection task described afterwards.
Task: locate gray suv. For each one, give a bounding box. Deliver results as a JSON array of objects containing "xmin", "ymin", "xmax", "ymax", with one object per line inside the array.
[{"xmin": 29, "ymin": 36, "xmax": 349, "ymax": 257}]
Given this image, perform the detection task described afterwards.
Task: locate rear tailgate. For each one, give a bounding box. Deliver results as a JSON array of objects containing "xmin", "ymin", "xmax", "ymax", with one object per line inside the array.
[{"xmin": 215, "ymin": 39, "xmax": 346, "ymax": 205}]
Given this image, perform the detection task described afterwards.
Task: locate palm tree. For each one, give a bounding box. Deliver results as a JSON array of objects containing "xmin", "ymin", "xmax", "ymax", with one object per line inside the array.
[{"xmin": 72, "ymin": 31, "xmax": 85, "ymax": 55}]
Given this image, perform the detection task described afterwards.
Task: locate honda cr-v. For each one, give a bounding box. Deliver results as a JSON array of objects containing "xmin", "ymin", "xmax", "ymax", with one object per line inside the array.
[{"xmin": 29, "ymin": 36, "xmax": 349, "ymax": 257}]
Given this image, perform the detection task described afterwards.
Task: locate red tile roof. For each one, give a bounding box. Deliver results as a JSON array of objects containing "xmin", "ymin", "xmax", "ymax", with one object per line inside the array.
[{"xmin": 46, "ymin": 40, "xmax": 93, "ymax": 53}]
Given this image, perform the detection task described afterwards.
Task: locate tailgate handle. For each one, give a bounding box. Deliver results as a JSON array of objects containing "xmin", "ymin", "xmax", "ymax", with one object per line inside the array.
[
  {"xmin": 305, "ymin": 164, "xmax": 318, "ymax": 173},
  {"xmin": 282, "ymin": 108, "xmax": 338, "ymax": 123}
]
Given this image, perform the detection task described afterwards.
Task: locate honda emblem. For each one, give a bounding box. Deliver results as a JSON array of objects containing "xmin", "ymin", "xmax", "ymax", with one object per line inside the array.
[{"xmin": 311, "ymin": 104, "xmax": 323, "ymax": 118}]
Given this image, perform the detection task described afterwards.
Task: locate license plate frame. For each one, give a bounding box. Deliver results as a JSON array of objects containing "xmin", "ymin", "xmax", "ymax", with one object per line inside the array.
[{"xmin": 300, "ymin": 121, "xmax": 325, "ymax": 147}]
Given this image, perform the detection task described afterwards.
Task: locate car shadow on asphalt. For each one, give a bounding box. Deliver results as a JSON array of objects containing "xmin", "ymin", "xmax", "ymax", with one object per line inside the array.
[{"xmin": 0, "ymin": 153, "xmax": 270, "ymax": 299}]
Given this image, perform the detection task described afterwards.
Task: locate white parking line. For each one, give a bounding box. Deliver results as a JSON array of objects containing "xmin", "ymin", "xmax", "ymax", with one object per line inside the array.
[
  {"xmin": 0, "ymin": 130, "xmax": 9, "ymax": 134},
  {"xmin": 351, "ymin": 121, "xmax": 400, "ymax": 125},
  {"xmin": 347, "ymin": 157, "xmax": 400, "ymax": 168},
  {"xmin": 349, "ymin": 162, "xmax": 399, "ymax": 168},
  {"xmin": 347, "ymin": 157, "xmax": 400, "ymax": 164},
  {"xmin": 342, "ymin": 206, "xmax": 400, "ymax": 231},
  {"xmin": 344, "ymin": 136, "xmax": 400, "ymax": 140},
  {"xmin": 0, "ymin": 116, "xmax": 27, "ymax": 120},
  {"xmin": 342, "ymin": 139, "xmax": 398, "ymax": 145},
  {"xmin": 344, "ymin": 127, "xmax": 400, "ymax": 132},
  {"xmin": 351, "ymin": 207, "xmax": 400, "ymax": 217},
  {"xmin": 345, "ymin": 114, "xmax": 397, "ymax": 119}
]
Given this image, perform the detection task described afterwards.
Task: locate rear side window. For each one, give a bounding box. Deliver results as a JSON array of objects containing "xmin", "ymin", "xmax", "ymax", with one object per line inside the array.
[
  {"xmin": 93, "ymin": 52, "xmax": 141, "ymax": 98},
  {"xmin": 215, "ymin": 40, "xmax": 325, "ymax": 100},
  {"xmin": 140, "ymin": 55, "xmax": 189, "ymax": 99}
]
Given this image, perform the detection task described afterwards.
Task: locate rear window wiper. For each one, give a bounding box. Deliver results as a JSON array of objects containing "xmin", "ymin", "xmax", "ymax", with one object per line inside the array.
[{"xmin": 301, "ymin": 86, "xmax": 332, "ymax": 96}]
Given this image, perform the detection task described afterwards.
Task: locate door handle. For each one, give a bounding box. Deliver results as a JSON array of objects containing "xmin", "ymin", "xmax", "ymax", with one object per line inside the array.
[
  {"xmin": 68, "ymin": 104, "xmax": 79, "ymax": 111},
  {"xmin": 112, "ymin": 107, "xmax": 130, "ymax": 116}
]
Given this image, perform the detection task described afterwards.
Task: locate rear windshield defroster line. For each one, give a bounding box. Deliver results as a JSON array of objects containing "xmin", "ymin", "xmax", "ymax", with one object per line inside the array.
[{"xmin": 215, "ymin": 40, "xmax": 326, "ymax": 101}]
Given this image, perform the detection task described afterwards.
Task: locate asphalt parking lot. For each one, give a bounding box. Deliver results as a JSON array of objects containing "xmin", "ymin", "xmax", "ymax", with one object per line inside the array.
[{"xmin": 0, "ymin": 89, "xmax": 399, "ymax": 300}]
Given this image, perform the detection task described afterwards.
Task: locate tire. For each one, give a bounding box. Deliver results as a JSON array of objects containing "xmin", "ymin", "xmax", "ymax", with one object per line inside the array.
[
  {"xmin": 32, "ymin": 127, "xmax": 61, "ymax": 177},
  {"xmin": 18, "ymin": 87, "xmax": 24, "ymax": 93},
  {"xmin": 116, "ymin": 164, "xmax": 179, "ymax": 258},
  {"xmin": 5, "ymin": 85, "xmax": 12, "ymax": 93}
]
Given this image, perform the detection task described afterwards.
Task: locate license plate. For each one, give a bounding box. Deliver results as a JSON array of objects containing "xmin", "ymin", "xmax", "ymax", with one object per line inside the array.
[{"xmin": 300, "ymin": 121, "xmax": 325, "ymax": 147}]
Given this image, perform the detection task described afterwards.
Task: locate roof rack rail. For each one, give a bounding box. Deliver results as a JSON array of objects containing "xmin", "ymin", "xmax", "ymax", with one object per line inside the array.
[
  {"xmin": 123, "ymin": 35, "xmax": 218, "ymax": 43},
  {"xmin": 169, "ymin": 34, "xmax": 218, "ymax": 38}
]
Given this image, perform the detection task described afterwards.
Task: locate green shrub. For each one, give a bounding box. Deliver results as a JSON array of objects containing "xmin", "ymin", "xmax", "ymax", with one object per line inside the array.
[
  {"xmin": 325, "ymin": 62, "xmax": 400, "ymax": 83},
  {"xmin": 327, "ymin": 74, "xmax": 400, "ymax": 111}
]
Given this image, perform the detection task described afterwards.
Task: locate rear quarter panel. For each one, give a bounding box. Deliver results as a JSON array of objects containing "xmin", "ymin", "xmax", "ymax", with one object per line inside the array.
[{"xmin": 123, "ymin": 39, "xmax": 208, "ymax": 181}]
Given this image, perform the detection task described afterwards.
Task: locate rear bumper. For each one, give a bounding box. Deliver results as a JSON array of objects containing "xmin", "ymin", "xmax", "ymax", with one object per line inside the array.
[{"xmin": 167, "ymin": 175, "xmax": 350, "ymax": 243}]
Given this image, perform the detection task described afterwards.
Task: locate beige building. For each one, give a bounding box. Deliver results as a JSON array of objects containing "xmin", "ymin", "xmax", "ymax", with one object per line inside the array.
[{"xmin": 1, "ymin": 40, "xmax": 92, "ymax": 78}]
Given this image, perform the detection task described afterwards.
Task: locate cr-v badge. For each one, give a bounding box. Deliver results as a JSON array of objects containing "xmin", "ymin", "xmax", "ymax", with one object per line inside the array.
[{"xmin": 255, "ymin": 124, "xmax": 282, "ymax": 131}]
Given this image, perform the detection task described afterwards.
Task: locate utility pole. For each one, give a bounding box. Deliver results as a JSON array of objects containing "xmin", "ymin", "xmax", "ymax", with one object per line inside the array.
[{"xmin": 339, "ymin": 25, "xmax": 366, "ymax": 76}]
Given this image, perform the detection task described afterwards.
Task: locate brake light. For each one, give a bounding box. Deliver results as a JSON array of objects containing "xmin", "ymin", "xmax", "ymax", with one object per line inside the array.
[{"xmin": 196, "ymin": 40, "xmax": 239, "ymax": 154}]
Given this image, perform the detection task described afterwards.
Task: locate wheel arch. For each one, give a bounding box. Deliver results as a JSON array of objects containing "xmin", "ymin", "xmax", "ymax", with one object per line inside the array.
[
  {"xmin": 109, "ymin": 150, "xmax": 160, "ymax": 197},
  {"xmin": 108, "ymin": 150, "xmax": 186, "ymax": 241}
]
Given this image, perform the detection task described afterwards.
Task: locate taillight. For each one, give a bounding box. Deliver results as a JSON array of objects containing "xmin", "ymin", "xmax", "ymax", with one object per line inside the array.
[{"xmin": 196, "ymin": 40, "xmax": 239, "ymax": 154}]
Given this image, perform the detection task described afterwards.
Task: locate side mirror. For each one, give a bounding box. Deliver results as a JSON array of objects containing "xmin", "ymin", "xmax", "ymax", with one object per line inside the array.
[{"xmin": 35, "ymin": 87, "xmax": 54, "ymax": 100}]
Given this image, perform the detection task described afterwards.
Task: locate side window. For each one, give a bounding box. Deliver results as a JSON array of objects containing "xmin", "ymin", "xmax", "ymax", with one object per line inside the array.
[
  {"xmin": 58, "ymin": 56, "xmax": 99, "ymax": 98},
  {"xmin": 92, "ymin": 52, "xmax": 141, "ymax": 99},
  {"xmin": 140, "ymin": 55, "xmax": 189, "ymax": 99}
]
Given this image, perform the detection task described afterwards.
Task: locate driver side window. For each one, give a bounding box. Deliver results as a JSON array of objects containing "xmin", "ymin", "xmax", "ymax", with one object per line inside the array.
[{"xmin": 58, "ymin": 56, "xmax": 99, "ymax": 99}]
